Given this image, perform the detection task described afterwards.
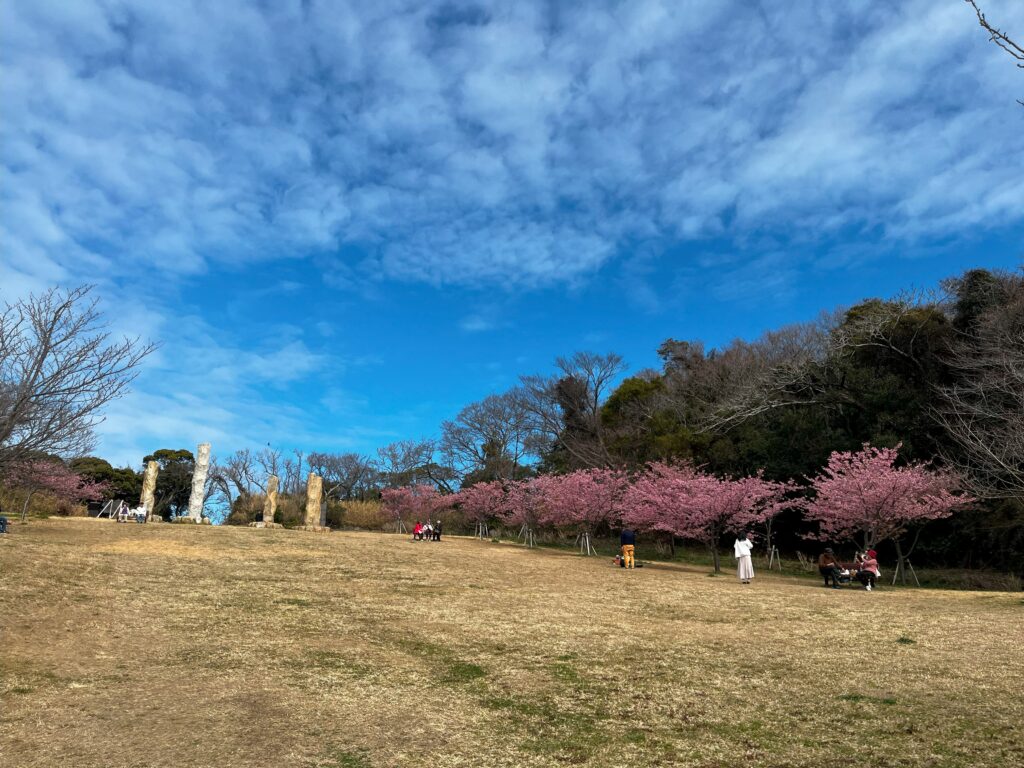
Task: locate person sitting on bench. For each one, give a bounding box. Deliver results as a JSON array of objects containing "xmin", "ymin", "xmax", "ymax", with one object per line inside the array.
[{"xmin": 856, "ymin": 550, "xmax": 880, "ymax": 591}]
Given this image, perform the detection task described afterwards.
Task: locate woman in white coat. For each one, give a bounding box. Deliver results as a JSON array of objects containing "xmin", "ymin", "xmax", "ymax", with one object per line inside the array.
[{"xmin": 734, "ymin": 532, "xmax": 755, "ymax": 584}]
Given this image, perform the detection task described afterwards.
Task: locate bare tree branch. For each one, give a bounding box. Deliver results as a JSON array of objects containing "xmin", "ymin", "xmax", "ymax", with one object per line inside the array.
[
  {"xmin": 967, "ymin": 0, "xmax": 1024, "ymax": 106},
  {"xmin": 515, "ymin": 351, "xmax": 626, "ymax": 469},
  {"xmin": 0, "ymin": 285, "xmax": 156, "ymax": 475},
  {"xmin": 935, "ymin": 278, "xmax": 1024, "ymax": 498},
  {"xmin": 440, "ymin": 391, "xmax": 535, "ymax": 482}
]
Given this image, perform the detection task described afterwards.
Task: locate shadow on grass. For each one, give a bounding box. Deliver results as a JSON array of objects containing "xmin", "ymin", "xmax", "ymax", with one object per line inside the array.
[{"xmin": 839, "ymin": 693, "xmax": 897, "ymax": 705}]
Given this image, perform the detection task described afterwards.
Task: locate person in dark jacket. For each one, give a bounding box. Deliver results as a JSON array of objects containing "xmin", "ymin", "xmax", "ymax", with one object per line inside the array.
[
  {"xmin": 818, "ymin": 548, "xmax": 842, "ymax": 589},
  {"xmin": 620, "ymin": 528, "xmax": 636, "ymax": 569}
]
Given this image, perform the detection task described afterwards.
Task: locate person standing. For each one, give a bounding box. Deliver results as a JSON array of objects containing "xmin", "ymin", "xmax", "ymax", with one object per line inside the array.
[
  {"xmin": 434, "ymin": 520, "xmax": 443, "ymax": 541},
  {"xmin": 734, "ymin": 532, "xmax": 755, "ymax": 584},
  {"xmin": 818, "ymin": 548, "xmax": 842, "ymax": 589},
  {"xmin": 620, "ymin": 527, "xmax": 636, "ymax": 569}
]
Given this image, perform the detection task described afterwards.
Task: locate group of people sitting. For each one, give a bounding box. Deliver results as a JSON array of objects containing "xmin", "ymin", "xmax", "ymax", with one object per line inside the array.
[
  {"xmin": 115, "ymin": 501, "xmax": 147, "ymax": 523},
  {"xmin": 412, "ymin": 520, "xmax": 442, "ymax": 541},
  {"xmin": 818, "ymin": 548, "xmax": 881, "ymax": 591}
]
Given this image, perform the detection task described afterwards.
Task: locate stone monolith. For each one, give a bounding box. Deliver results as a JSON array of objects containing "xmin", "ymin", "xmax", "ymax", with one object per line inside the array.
[
  {"xmin": 141, "ymin": 460, "xmax": 159, "ymax": 522},
  {"xmin": 301, "ymin": 472, "xmax": 328, "ymax": 532},
  {"xmin": 263, "ymin": 475, "xmax": 280, "ymax": 527},
  {"xmin": 187, "ymin": 442, "xmax": 211, "ymax": 522}
]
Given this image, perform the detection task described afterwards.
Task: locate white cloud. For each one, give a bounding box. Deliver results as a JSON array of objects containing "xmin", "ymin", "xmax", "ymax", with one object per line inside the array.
[
  {"xmin": 459, "ymin": 314, "xmax": 498, "ymax": 333},
  {"xmin": 3, "ymin": 0, "xmax": 1024, "ymax": 465},
  {"xmin": 3, "ymin": 0, "xmax": 1022, "ymax": 296}
]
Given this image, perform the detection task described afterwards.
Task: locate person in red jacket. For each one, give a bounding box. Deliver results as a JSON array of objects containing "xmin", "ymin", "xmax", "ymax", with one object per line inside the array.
[
  {"xmin": 857, "ymin": 550, "xmax": 880, "ymax": 591},
  {"xmin": 412, "ymin": 521, "xmax": 423, "ymax": 541}
]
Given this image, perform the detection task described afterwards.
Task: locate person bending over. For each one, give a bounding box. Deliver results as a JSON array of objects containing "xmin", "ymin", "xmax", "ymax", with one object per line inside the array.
[{"xmin": 620, "ymin": 527, "xmax": 636, "ymax": 569}]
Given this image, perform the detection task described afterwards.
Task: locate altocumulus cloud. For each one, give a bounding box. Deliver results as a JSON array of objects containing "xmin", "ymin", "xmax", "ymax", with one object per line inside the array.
[{"xmin": 2, "ymin": 0, "xmax": 1023, "ymax": 294}]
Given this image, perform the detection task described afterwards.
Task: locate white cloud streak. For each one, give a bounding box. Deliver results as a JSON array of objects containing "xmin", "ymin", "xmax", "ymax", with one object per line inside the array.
[
  {"xmin": 3, "ymin": 0, "xmax": 1023, "ymax": 465},
  {"xmin": 3, "ymin": 0, "xmax": 1022, "ymax": 294}
]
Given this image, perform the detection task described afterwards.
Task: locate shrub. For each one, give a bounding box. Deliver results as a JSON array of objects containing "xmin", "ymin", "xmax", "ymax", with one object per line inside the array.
[
  {"xmin": 224, "ymin": 494, "xmax": 265, "ymax": 526},
  {"xmin": 335, "ymin": 500, "xmax": 387, "ymax": 530},
  {"xmin": 275, "ymin": 495, "xmax": 305, "ymax": 528}
]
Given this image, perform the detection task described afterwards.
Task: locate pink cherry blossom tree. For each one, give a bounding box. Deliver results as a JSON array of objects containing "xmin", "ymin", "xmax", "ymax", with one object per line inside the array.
[
  {"xmin": 4, "ymin": 459, "xmax": 108, "ymax": 521},
  {"xmin": 684, "ymin": 472, "xmax": 794, "ymax": 573},
  {"xmin": 534, "ymin": 468, "xmax": 627, "ymax": 555},
  {"xmin": 623, "ymin": 462, "xmax": 793, "ymax": 572},
  {"xmin": 502, "ymin": 478, "xmax": 545, "ymax": 548},
  {"xmin": 455, "ymin": 480, "xmax": 508, "ymax": 538},
  {"xmin": 380, "ymin": 482, "xmax": 443, "ymax": 533},
  {"xmin": 803, "ymin": 443, "xmax": 973, "ymax": 581},
  {"xmin": 621, "ymin": 462, "xmax": 703, "ymax": 555}
]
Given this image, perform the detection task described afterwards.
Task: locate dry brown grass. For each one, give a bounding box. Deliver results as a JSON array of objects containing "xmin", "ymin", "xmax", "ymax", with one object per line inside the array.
[{"xmin": 1, "ymin": 519, "xmax": 1021, "ymax": 768}]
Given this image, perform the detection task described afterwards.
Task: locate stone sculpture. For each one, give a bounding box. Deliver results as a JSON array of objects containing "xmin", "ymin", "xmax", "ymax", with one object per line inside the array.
[
  {"xmin": 265, "ymin": 474, "xmax": 279, "ymax": 522},
  {"xmin": 300, "ymin": 472, "xmax": 328, "ymax": 532},
  {"xmin": 141, "ymin": 460, "xmax": 159, "ymax": 522},
  {"xmin": 263, "ymin": 475, "xmax": 282, "ymax": 528},
  {"xmin": 248, "ymin": 474, "xmax": 284, "ymax": 529},
  {"xmin": 187, "ymin": 442, "xmax": 211, "ymax": 522}
]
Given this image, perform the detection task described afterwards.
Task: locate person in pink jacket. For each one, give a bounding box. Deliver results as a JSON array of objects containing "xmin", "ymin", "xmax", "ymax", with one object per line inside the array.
[{"xmin": 857, "ymin": 549, "xmax": 880, "ymax": 591}]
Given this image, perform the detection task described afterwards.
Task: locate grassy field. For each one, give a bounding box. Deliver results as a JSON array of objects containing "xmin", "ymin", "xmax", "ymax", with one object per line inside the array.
[{"xmin": 1, "ymin": 520, "xmax": 1021, "ymax": 768}]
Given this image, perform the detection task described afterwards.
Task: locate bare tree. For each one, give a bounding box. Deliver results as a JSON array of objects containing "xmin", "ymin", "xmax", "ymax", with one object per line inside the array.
[
  {"xmin": 375, "ymin": 438, "xmax": 454, "ymax": 492},
  {"xmin": 687, "ymin": 315, "xmax": 838, "ymax": 433},
  {"xmin": 281, "ymin": 449, "xmax": 306, "ymax": 495},
  {"xmin": 0, "ymin": 285, "xmax": 156, "ymax": 475},
  {"xmin": 967, "ymin": 0, "xmax": 1024, "ymax": 105},
  {"xmin": 936, "ymin": 282, "xmax": 1024, "ymax": 498},
  {"xmin": 307, "ymin": 451, "xmax": 376, "ymax": 500},
  {"xmin": 210, "ymin": 448, "xmax": 266, "ymax": 506},
  {"xmin": 516, "ymin": 351, "xmax": 626, "ymax": 468},
  {"xmin": 255, "ymin": 446, "xmax": 282, "ymax": 480},
  {"xmin": 440, "ymin": 391, "xmax": 535, "ymax": 482}
]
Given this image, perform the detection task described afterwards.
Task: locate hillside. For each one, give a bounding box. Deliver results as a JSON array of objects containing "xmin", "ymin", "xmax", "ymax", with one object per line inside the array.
[{"xmin": 1, "ymin": 519, "xmax": 1021, "ymax": 767}]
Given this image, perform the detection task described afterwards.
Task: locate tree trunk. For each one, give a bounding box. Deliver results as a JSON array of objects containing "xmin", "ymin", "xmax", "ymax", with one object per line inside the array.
[
  {"xmin": 710, "ymin": 545, "xmax": 721, "ymax": 573},
  {"xmin": 895, "ymin": 528, "xmax": 924, "ymax": 587},
  {"xmin": 20, "ymin": 489, "xmax": 35, "ymax": 522},
  {"xmin": 894, "ymin": 539, "xmax": 906, "ymax": 585}
]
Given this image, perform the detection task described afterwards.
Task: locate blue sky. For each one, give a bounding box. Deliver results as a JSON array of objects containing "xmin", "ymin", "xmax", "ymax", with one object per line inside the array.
[{"xmin": 2, "ymin": 0, "xmax": 1023, "ymax": 468}]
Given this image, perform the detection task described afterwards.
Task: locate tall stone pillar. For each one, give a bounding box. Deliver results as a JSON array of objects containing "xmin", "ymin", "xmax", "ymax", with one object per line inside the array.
[
  {"xmin": 141, "ymin": 460, "xmax": 159, "ymax": 522},
  {"xmin": 263, "ymin": 475, "xmax": 281, "ymax": 527},
  {"xmin": 248, "ymin": 474, "xmax": 283, "ymax": 529},
  {"xmin": 300, "ymin": 472, "xmax": 328, "ymax": 532},
  {"xmin": 187, "ymin": 442, "xmax": 211, "ymax": 522}
]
